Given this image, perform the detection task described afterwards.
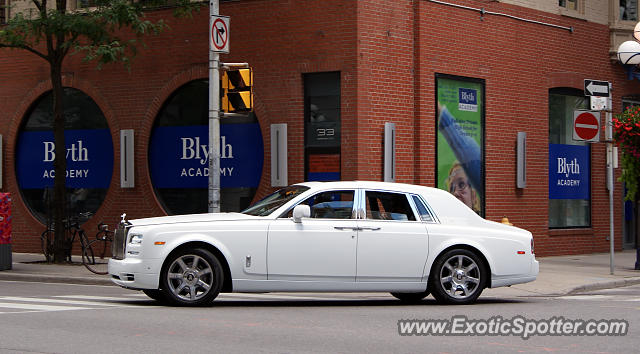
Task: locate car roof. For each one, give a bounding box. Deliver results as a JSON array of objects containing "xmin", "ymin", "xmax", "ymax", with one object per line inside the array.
[{"xmin": 293, "ymin": 180, "xmax": 450, "ymax": 197}]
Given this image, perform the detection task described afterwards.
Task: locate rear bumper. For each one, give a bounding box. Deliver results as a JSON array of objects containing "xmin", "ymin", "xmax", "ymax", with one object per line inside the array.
[{"xmin": 491, "ymin": 258, "xmax": 539, "ymax": 288}]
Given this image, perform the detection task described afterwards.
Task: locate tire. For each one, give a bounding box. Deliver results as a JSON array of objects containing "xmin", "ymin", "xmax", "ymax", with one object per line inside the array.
[
  {"xmin": 429, "ymin": 249, "xmax": 487, "ymax": 305},
  {"xmin": 40, "ymin": 230, "xmax": 54, "ymax": 262},
  {"xmin": 142, "ymin": 289, "xmax": 168, "ymax": 303},
  {"xmin": 83, "ymin": 240, "xmax": 108, "ymax": 275},
  {"xmin": 390, "ymin": 290, "xmax": 430, "ymax": 303},
  {"xmin": 160, "ymin": 248, "xmax": 223, "ymax": 306}
]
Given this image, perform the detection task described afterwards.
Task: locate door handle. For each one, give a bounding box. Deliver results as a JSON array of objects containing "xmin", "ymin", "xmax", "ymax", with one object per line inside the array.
[
  {"xmin": 333, "ymin": 226, "xmax": 380, "ymax": 231},
  {"xmin": 334, "ymin": 226, "xmax": 359, "ymax": 231}
]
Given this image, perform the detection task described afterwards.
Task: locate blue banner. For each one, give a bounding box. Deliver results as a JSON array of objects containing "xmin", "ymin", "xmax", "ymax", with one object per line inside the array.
[
  {"xmin": 149, "ymin": 124, "xmax": 264, "ymax": 188},
  {"xmin": 16, "ymin": 129, "xmax": 114, "ymax": 189},
  {"xmin": 549, "ymin": 144, "xmax": 590, "ymax": 200}
]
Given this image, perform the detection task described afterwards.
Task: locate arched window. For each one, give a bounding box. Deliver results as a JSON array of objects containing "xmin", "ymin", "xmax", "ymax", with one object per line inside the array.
[
  {"xmin": 149, "ymin": 80, "xmax": 264, "ymax": 214},
  {"xmin": 16, "ymin": 88, "xmax": 114, "ymax": 224}
]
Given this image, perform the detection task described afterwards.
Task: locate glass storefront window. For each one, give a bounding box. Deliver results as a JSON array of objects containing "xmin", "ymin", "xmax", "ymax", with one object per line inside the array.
[
  {"xmin": 149, "ymin": 80, "xmax": 263, "ymax": 215},
  {"xmin": 548, "ymin": 88, "xmax": 590, "ymax": 228},
  {"xmin": 15, "ymin": 88, "xmax": 113, "ymax": 224},
  {"xmin": 304, "ymin": 72, "xmax": 341, "ymax": 181}
]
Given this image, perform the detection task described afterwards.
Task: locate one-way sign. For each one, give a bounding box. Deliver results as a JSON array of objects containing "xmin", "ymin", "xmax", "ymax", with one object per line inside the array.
[{"xmin": 584, "ymin": 79, "xmax": 610, "ymax": 97}]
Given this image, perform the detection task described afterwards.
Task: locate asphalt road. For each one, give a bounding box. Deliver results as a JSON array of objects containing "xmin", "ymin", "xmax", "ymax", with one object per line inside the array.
[{"xmin": 0, "ymin": 281, "xmax": 638, "ymax": 353}]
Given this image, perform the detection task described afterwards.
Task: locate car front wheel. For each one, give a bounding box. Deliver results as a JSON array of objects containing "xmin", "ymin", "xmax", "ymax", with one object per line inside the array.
[
  {"xmin": 160, "ymin": 248, "xmax": 223, "ymax": 306},
  {"xmin": 430, "ymin": 249, "xmax": 486, "ymax": 305}
]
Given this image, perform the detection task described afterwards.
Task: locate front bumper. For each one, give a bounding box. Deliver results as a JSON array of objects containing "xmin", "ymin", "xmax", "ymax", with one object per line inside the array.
[{"xmin": 108, "ymin": 257, "xmax": 163, "ymax": 290}]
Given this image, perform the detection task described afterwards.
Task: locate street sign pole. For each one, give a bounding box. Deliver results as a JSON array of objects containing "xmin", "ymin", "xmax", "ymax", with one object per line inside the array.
[
  {"xmin": 585, "ymin": 79, "xmax": 615, "ymax": 274},
  {"xmin": 208, "ymin": 0, "xmax": 221, "ymax": 213},
  {"xmin": 607, "ymin": 82, "xmax": 614, "ymax": 275}
]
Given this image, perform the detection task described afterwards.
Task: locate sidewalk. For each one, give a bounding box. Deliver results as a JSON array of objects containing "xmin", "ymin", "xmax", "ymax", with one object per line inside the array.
[{"xmin": 1, "ymin": 251, "xmax": 639, "ymax": 297}]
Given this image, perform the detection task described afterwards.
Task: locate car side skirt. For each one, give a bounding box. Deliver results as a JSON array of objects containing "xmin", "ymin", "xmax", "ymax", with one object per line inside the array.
[{"xmin": 232, "ymin": 280, "xmax": 428, "ymax": 293}]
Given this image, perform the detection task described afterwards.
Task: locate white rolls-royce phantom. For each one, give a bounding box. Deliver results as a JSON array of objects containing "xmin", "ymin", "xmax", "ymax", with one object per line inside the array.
[{"xmin": 109, "ymin": 181, "xmax": 538, "ymax": 306}]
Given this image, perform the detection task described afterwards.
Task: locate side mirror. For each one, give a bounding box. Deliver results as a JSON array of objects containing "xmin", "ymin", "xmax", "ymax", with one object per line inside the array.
[{"xmin": 292, "ymin": 204, "xmax": 310, "ymax": 223}]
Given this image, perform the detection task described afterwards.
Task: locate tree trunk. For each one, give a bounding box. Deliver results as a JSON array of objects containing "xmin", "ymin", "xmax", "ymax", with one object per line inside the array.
[{"xmin": 50, "ymin": 61, "xmax": 67, "ymax": 263}]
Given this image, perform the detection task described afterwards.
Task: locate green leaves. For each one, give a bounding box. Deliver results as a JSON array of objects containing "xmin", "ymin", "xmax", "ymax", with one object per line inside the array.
[
  {"xmin": 0, "ymin": 0, "xmax": 195, "ymax": 68},
  {"xmin": 614, "ymin": 106, "xmax": 640, "ymax": 201}
]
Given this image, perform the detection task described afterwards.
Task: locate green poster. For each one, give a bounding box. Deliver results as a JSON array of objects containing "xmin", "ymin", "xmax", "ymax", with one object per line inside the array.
[{"xmin": 436, "ymin": 77, "xmax": 484, "ymax": 215}]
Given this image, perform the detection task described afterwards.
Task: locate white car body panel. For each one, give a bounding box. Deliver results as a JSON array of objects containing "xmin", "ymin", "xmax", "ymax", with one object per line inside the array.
[{"xmin": 109, "ymin": 181, "xmax": 538, "ymax": 299}]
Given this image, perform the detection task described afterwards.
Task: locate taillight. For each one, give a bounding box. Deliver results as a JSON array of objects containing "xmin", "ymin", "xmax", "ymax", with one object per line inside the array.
[{"xmin": 531, "ymin": 237, "xmax": 535, "ymax": 254}]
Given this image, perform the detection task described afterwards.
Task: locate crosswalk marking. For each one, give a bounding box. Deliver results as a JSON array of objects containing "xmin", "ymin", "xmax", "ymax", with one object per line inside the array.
[
  {"xmin": 557, "ymin": 294, "xmax": 640, "ymax": 302},
  {"xmin": 0, "ymin": 292, "xmax": 391, "ymax": 314},
  {"xmin": 217, "ymin": 293, "xmax": 362, "ymax": 301},
  {"xmin": 0, "ymin": 301, "xmax": 91, "ymax": 312},
  {"xmin": 54, "ymin": 295, "xmax": 146, "ymax": 302},
  {"xmin": 557, "ymin": 295, "xmax": 612, "ymax": 300},
  {"xmin": 0, "ymin": 294, "xmax": 148, "ymax": 314},
  {"xmin": 0, "ymin": 296, "xmax": 136, "ymax": 307}
]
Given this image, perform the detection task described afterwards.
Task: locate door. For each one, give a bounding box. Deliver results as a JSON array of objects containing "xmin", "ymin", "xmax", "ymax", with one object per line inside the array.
[
  {"xmin": 356, "ymin": 190, "xmax": 429, "ymax": 282},
  {"xmin": 267, "ymin": 190, "xmax": 357, "ymax": 281}
]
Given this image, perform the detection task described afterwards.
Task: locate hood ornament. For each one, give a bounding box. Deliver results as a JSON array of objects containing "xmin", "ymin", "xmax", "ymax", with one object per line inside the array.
[{"xmin": 120, "ymin": 213, "xmax": 127, "ymax": 225}]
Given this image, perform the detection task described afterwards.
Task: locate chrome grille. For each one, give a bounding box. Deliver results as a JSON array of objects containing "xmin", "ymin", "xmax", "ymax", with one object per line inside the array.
[{"xmin": 112, "ymin": 224, "xmax": 127, "ymax": 260}]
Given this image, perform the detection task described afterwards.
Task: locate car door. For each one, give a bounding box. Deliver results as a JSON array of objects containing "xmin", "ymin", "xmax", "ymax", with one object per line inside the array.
[
  {"xmin": 267, "ymin": 189, "xmax": 358, "ymax": 281},
  {"xmin": 356, "ymin": 190, "xmax": 430, "ymax": 282}
]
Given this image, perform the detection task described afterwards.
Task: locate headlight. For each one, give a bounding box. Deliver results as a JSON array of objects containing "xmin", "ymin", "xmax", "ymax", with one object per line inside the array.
[{"xmin": 129, "ymin": 233, "xmax": 143, "ymax": 245}]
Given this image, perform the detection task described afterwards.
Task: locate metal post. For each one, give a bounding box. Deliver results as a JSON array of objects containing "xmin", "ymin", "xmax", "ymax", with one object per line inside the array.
[
  {"xmin": 609, "ymin": 142, "xmax": 615, "ymax": 275},
  {"xmin": 607, "ymin": 82, "xmax": 614, "ymax": 275},
  {"xmin": 208, "ymin": 0, "xmax": 221, "ymax": 213}
]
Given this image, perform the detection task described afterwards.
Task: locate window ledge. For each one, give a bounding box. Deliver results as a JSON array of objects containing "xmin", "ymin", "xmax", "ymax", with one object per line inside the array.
[
  {"xmin": 558, "ymin": 8, "xmax": 586, "ymax": 21},
  {"xmin": 549, "ymin": 228, "xmax": 594, "ymax": 237}
]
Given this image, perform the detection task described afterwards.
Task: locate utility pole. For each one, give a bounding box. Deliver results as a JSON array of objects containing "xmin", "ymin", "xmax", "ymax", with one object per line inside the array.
[
  {"xmin": 606, "ymin": 82, "xmax": 615, "ymax": 275},
  {"xmin": 208, "ymin": 0, "xmax": 221, "ymax": 213}
]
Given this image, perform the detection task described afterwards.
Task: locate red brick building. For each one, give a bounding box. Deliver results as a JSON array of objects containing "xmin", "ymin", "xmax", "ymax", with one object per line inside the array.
[{"xmin": 1, "ymin": 0, "xmax": 639, "ymax": 256}]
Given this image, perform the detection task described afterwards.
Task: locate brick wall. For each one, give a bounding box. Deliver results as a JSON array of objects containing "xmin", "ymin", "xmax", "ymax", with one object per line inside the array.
[
  {"xmin": 0, "ymin": 2, "xmax": 358, "ymax": 252},
  {"xmin": 417, "ymin": 0, "xmax": 638, "ymax": 255}
]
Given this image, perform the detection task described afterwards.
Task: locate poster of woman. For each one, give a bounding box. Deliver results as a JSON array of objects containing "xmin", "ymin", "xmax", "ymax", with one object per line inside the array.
[{"xmin": 436, "ymin": 76, "xmax": 484, "ymax": 216}]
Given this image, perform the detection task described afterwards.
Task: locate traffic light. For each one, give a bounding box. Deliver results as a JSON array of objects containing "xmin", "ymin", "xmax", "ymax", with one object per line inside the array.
[{"xmin": 221, "ymin": 68, "xmax": 253, "ymax": 112}]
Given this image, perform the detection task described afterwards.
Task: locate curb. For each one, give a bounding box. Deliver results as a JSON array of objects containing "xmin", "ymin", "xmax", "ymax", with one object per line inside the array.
[
  {"xmin": 0, "ymin": 271, "xmax": 113, "ymax": 286},
  {"xmin": 566, "ymin": 277, "xmax": 640, "ymax": 295}
]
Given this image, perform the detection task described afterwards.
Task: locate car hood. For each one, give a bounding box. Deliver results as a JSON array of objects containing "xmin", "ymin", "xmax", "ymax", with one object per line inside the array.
[{"xmin": 128, "ymin": 212, "xmax": 261, "ymax": 227}]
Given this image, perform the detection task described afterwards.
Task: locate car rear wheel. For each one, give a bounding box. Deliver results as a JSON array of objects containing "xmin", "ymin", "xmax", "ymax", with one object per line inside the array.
[
  {"xmin": 390, "ymin": 290, "xmax": 430, "ymax": 303},
  {"xmin": 160, "ymin": 248, "xmax": 223, "ymax": 306},
  {"xmin": 430, "ymin": 249, "xmax": 486, "ymax": 305}
]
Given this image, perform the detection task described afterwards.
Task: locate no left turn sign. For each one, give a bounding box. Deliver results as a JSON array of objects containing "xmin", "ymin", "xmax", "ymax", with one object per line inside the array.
[
  {"xmin": 210, "ymin": 15, "xmax": 230, "ymax": 53},
  {"xmin": 573, "ymin": 111, "xmax": 600, "ymax": 143}
]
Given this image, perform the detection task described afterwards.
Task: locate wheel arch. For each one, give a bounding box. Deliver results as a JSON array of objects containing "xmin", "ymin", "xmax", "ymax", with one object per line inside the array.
[
  {"xmin": 162, "ymin": 241, "xmax": 233, "ymax": 293},
  {"xmin": 427, "ymin": 244, "xmax": 492, "ymax": 289}
]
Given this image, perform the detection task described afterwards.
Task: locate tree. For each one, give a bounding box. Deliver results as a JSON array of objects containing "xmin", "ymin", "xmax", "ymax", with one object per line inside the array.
[
  {"xmin": 0, "ymin": 0, "xmax": 198, "ymax": 262},
  {"xmin": 613, "ymin": 106, "xmax": 640, "ymax": 270},
  {"xmin": 613, "ymin": 106, "xmax": 640, "ymax": 202}
]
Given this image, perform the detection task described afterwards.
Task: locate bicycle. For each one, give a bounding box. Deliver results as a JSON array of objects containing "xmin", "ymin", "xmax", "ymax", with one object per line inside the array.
[
  {"xmin": 82, "ymin": 222, "xmax": 113, "ymax": 275},
  {"xmin": 40, "ymin": 212, "xmax": 94, "ymax": 265}
]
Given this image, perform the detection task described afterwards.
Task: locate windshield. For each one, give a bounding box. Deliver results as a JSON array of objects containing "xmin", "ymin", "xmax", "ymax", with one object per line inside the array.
[{"xmin": 241, "ymin": 185, "xmax": 310, "ymax": 216}]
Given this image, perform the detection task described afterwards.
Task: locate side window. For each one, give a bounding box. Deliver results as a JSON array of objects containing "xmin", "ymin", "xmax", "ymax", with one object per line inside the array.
[
  {"xmin": 365, "ymin": 191, "xmax": 416, "ymax": 221},
  {"xmin": 285, "ymin": 190, "xmax": 355, "ymax": 219},
  {"xmin": 412, "ymin": 195, "xmax": 434, "ymax": 222}
]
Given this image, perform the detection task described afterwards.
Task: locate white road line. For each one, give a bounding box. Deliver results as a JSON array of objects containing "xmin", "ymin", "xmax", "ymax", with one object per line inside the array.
[
  {"xmin": 0, "ymin": 302, "xmax": 91, "ymax": 311},
  {"xmin": 0, "ymin": 296, "xmax": 134, "ymax": 307},
  {"xmin": 217, "ymin": 293, "xmax": 384, "ymax": 301},
  {"xmin": 557, "ymin": 295, "xmax": 613, "ymax": 300},
  {"xmin": 54, "ymin": 295, "xmax": 148, "ymax": 302}
]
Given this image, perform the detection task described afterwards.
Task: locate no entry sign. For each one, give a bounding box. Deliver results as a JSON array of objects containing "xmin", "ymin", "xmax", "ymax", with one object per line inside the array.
[{"xmin": 573, "ymin": 111, "xmax": 600, "ymax": 143}]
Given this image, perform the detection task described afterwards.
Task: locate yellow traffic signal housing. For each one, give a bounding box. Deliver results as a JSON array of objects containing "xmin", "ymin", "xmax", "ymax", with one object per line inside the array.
[{"xmin": 221, "ymin": 68, "xmax": 253, "ymax": 112}]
